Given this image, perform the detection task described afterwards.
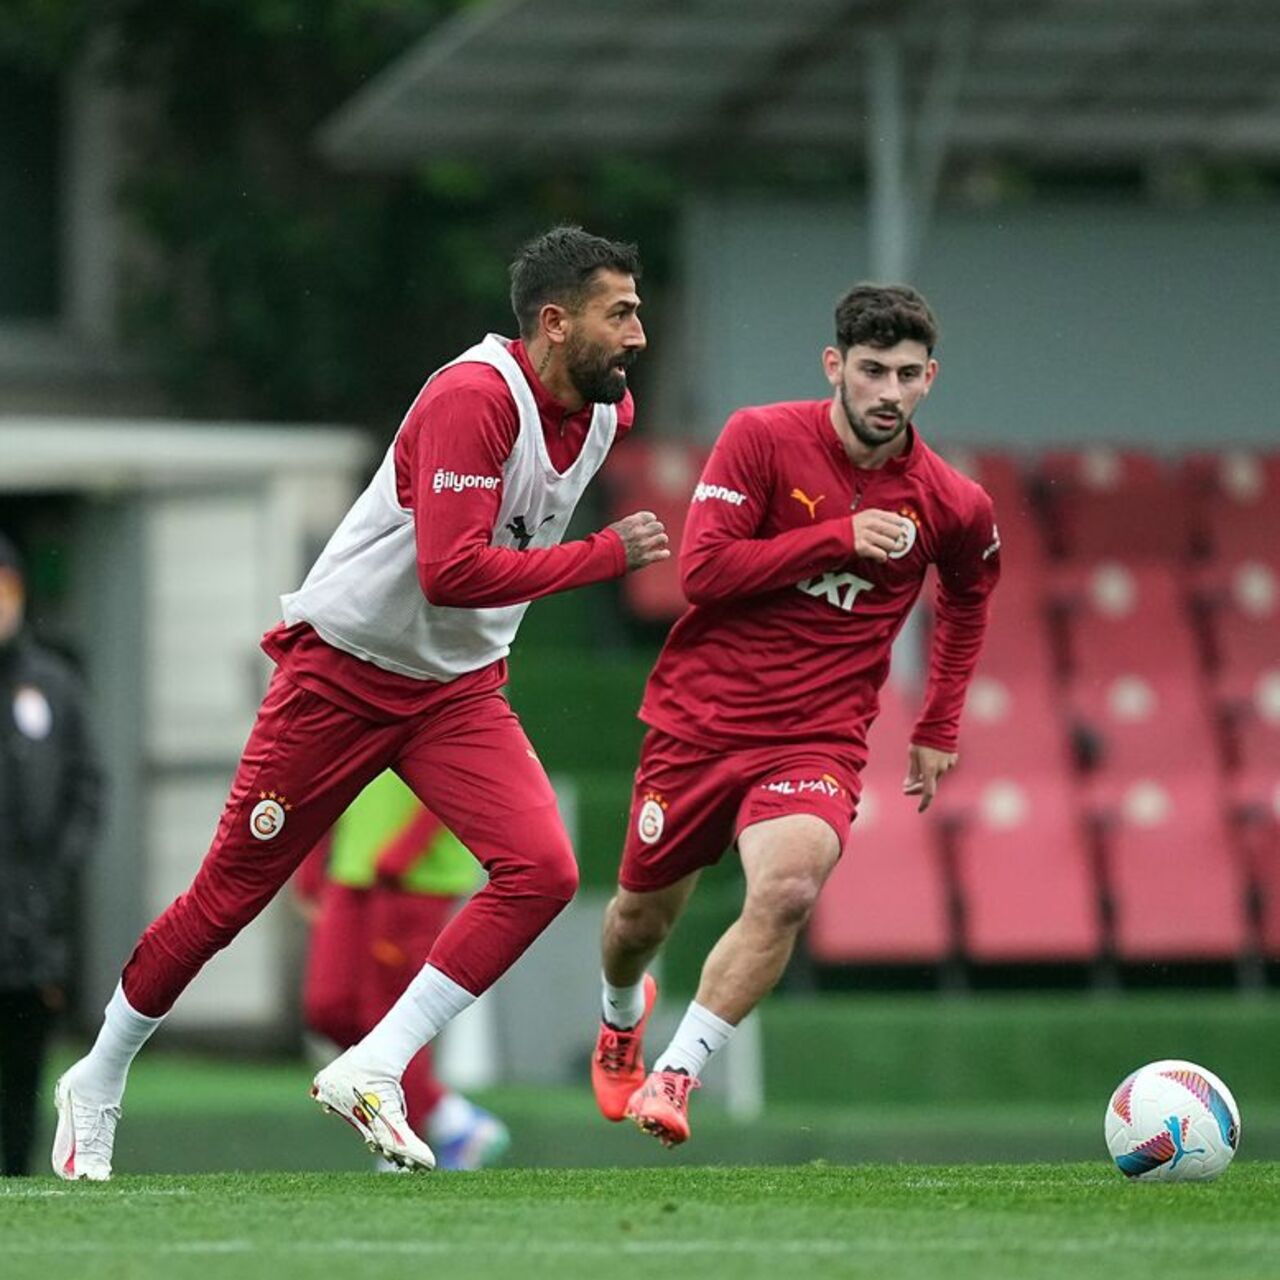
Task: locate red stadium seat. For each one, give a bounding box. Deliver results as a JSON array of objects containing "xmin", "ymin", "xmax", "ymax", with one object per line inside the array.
[
  {"xmin": 935, "ymin": 672, "xmax": 1073, "ymax": 818},
  {"xmin": 1100, "ymin": 777, "xmax": 1247, "ymax": 961},
  {"xmin": 1230, "ymin": 676, "xmax": 1280, "ymax": 809},
  {"xmin": 808, "ymin": 772, "xmax": 951, "ymax": 963},
  {"xmin": 1183, "ymin": 450, "xmax": 1280, "ymax": 560},
  {"xmin": 1067, "ymin": 672, "xmax": 1223, "ymax": 801},
  {"xmin": 1203, "ymin": 559, "xmax": 1280, "ymax": 701},
  {"xmin": 952, "ymin": 776, "xmax": 1101, "ymax": 962},
  {"xmin": 809, "ymin": 682, "xmax": 951, "ymax": 963},
  {"xmin": 968, "ymin": 561, "xmax": 1059, "ymax": 681},
  {"xmin": 1060, "ymin": 561, "xmax": 1201, "ymax": 682},
  {"xmin": 603, "ymin": 440, "xmax": 707, "ymax": 621},
  {"xmin": 1038, "ymin": 448, "xmax": 1189, "ymax": 561}
]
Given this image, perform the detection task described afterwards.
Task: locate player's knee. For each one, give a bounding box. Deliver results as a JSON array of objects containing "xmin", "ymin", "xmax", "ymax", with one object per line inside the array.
[
  {"xmin": 540, "ymin": 855, "xmax": 579, "ymax": 903},
  {"xmin": 522, "ymin": 835, "xmax": 579, "ymax": 903},
  {"xmin": 750, "ymin": 873, "xmax": 823, "ymax": 932},
  {"xmin": 610, "ymin": 895, "xmax": 674, "ymax": 952}
]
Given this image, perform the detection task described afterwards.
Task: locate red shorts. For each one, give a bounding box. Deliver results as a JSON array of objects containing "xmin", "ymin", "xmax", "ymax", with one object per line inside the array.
[{"xmin": 617, "ymin": 728, "xmax": 867, "ymax": 893}]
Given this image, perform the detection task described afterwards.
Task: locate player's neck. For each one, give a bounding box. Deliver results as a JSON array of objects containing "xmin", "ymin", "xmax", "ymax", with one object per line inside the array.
[
  {"xmin": 829, "ymin": 401, "xmax": 909, "ymax": 470},
  {"xmin": 525, "ymin": 337, "xmax": 586, "ymax": 413}
]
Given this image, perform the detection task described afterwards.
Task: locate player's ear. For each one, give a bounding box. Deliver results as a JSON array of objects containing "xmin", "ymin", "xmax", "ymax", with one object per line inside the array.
[
  {"xmin": 820, "ymin": 346, "xmax": 844, "ymax": 388},
  {"xmin": 539, "ymin": 302, "xmax": 572, "ymax": 347},
  {"xmin": 920, "ymin": 357, "xmax": 939, "ymax": 396}
]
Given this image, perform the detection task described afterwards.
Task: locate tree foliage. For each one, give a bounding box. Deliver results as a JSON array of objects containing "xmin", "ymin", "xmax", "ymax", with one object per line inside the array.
[{"xmin": 75, "ymin": 1, "xmax": 678, "ymax": 427}]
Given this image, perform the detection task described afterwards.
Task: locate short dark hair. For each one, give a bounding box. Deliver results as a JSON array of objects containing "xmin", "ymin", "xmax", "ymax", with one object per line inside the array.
[
  {"xmin": 509, "ymin": 225, "xmax": 641, "ymax": 339},
  {"xmin": 834, "ymin": 284, "xmax": 938, "ymax": 355}
]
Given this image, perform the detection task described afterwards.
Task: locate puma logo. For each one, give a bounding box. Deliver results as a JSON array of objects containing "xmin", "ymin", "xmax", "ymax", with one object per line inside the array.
[
  {"xmin": 506, "ymin": 513, "xmax": 555, "ymax": 551},
  {"xmin": 1164, "ymin": 1114, "xmax": 1206, "ymax": 1170},
  {"xmin": 790, "ymin": 488, "xmax": 826, "ymax": 520}
]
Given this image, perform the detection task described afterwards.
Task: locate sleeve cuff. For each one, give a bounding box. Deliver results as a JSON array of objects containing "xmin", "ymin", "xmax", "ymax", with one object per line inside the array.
[{"xmin": 909, "ymin": 726, "xmax": 959, "ymax": 754}]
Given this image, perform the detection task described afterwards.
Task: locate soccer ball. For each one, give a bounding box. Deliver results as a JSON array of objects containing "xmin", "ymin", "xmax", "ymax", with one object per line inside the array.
[{"xmin": 1105, "ymin": 1059, "xmax": 1241, "ymax": 1181}]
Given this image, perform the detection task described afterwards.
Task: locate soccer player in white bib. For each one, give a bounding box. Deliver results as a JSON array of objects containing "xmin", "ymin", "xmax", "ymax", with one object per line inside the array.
[{"xmin": 52, "ymin": 226, "xmax": 668, "ymax": 1179}]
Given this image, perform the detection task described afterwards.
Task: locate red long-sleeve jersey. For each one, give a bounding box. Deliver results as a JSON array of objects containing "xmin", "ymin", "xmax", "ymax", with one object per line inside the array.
[
  {"xmin": 264, "ymin": 339, "xmax": 633, "ymax": 718},
  {"xmin": 399, "ymin": 340, "xmax": 630, "ymax": 609},
  {"xmin": 639, "ymin": 400, "xmax": 1000, "ymax": 753}
]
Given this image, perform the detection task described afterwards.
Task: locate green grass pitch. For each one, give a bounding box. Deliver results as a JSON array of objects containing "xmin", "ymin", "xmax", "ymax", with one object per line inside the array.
[{"xmin": 4, "ymin": 1164, "xmax": 1279, "ymax": 1280}]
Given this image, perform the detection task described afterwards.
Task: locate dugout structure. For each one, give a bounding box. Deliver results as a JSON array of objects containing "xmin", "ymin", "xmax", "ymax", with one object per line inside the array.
[{"xmin": 2, "ymin": 420, "xmax": 369, "ymax": 1041}]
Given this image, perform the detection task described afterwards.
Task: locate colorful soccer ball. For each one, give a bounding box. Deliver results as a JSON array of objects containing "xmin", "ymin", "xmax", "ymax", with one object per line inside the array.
[{"xmin": 1105, "ymin": 1059, "xmax": 1241, "ymax": 1181}]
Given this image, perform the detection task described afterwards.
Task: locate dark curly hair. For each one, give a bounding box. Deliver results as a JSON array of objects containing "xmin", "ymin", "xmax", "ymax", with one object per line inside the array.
[{"xmin": 834, "ymin": 284, "xmax": 938, "ymax": 355}]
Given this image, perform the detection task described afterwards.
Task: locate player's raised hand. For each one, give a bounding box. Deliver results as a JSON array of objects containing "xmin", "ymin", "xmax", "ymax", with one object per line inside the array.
[
  {"xmin": 609, "ymin": 510, "xmax": 671, "ymax": 571},
  {"xmin": 853, "ymin": 509, "xmax": 911, "ymax": 562},
  {"xmin": 903, "ymin": 743, "xmax": 958, "ymax": 813}
]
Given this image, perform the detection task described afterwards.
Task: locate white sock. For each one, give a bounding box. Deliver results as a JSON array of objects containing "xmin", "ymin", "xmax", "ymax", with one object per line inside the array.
[
  {"xmin": 653, "ymin": 1001, "xmax": 735, "ymax": 1079},
  {"xmin": 64, "ymin": 982, "xmax": 165, "ymax": 1106},
  {"xmin": 348, "ymin": 963, "xmax": 475, "ymax": 1078},
  {"xmin": 601, "ymin": 973, "xmax": 647, "ymax": 1029}
]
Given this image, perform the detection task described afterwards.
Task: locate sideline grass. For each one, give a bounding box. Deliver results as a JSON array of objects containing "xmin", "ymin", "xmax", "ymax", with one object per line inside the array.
[{"xmin": 3, "ymin": 1164, "xmax": 1278, "ymax": 1280}]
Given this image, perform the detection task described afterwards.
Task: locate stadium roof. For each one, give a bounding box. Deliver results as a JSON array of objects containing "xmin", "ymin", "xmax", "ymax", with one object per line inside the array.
[{"xmin": 318, "ymin": 0, "xmax": 1280, "ymax": 170}]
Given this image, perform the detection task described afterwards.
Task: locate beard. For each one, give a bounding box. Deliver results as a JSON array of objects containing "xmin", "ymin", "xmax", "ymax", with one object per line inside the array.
[
  {"xmin": 840, "ymin": 383, "xmax": 906, "ymax": 449},
  {"xmin": 565, "ymin": 331, "xmax": 634, "ymax": 404}
]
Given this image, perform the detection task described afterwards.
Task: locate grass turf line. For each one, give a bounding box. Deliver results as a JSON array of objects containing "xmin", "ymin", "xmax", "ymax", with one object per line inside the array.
[{"xmin": 2, "ymin": 1164, "xmax": 1278, "ymax": 1280}]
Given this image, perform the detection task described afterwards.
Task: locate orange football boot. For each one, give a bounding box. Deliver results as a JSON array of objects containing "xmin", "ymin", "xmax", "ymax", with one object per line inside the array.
[
  {"xmin": 591, "ymin": 973, "xmax": 658, "ymax": 1121},
  {"xmin": 625, "ymin": 1069, "xmax": 701, "ymax": 1147}
]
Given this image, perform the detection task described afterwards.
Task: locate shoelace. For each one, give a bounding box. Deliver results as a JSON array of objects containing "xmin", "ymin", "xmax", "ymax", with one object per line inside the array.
[
  {"xmin": 597, "ymin": 1027, "xmax": 641, "ymax": 1073},
  {"xmin": 73, "ymin": 1100, "xmax": 121, "ymax": 1161},
  {"xmin": 654, "ymin": 1072, "xmax": 699, "ymax": 1108}
]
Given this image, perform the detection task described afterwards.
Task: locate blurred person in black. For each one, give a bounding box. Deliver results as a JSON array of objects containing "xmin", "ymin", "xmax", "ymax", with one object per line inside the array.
[{"xmin": 0, "ymin": 532, "xmax": 101, "ymax": 1175}]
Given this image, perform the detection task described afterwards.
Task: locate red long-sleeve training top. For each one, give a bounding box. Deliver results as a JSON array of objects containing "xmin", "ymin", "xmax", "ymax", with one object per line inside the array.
[{"xmin": 639, "ymin": 400, "xmax": 1000, "ymax": 753}]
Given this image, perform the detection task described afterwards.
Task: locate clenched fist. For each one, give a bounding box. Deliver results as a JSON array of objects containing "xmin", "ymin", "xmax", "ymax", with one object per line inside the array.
[
  {"xmin": 852, "ymin": 509, "xmax": 912, "ymax": 562},
  {"xmin": 609, "ymin": 510, "xmax": 671, "ymax": 571}
]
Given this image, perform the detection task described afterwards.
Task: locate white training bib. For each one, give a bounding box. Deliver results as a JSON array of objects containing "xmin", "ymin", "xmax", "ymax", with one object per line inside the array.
[{"xmin": 282, "ymin": 335, "xmax": 617, "ymax": 681}]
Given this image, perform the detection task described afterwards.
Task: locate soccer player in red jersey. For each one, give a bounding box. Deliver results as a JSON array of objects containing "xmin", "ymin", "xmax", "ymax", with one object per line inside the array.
[
  {"xmin": 590, "ymin": 285, "xmax": 1000, "ymax": 1146},
  {"xmin": 52, "ymin": 226, "xmax": 669, "ymax": 1179}
]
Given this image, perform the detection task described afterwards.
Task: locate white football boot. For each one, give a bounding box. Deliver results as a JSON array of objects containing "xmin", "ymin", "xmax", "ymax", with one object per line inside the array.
[
  {"xmin": 310, "ymin": 1053, "xmax": 436, "ymax": 1171},
  {"xmin": 52, "ymin": 1077, "xmax": 121, "ymax": 1181}
]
